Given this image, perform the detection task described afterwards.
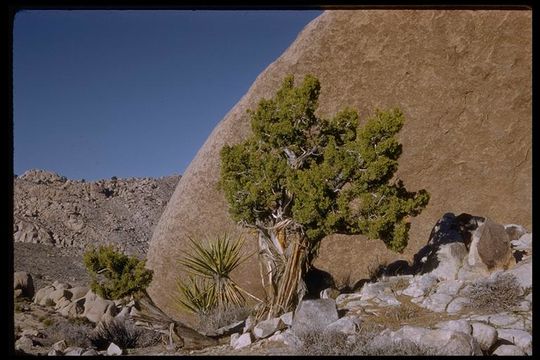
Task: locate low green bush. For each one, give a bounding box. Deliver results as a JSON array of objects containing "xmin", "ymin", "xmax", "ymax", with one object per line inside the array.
[{"xmin": 83, "ymin": 245, "xmax": 153, "ymax": 300}]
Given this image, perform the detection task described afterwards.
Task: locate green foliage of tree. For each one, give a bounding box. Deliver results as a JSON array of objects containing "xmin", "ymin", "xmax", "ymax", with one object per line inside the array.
[
  {"xmin": 221, "ymin": 74, "xmax": 428, "ymax": 252},
  {"xmin": 83, "ymin": 245, "xmax": 153, "ymax": 300},
  {"xmin": 219, "ymin": 74, "xmax": 429, "ymax": 317}
]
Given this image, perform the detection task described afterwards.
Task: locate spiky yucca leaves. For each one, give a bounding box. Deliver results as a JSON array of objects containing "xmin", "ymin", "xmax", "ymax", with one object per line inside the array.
[
  {"xmin": 175, "ymin": 234, "xmax": 258, "ymax": 314},
  {"xmin": 175, "ymin": 277, "xmax": 216, "ymax": 315}
]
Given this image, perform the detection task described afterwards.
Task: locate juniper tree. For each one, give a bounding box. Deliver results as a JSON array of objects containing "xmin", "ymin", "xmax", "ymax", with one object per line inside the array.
[
  {"xmin": 220, "ymin": 74, "xmax": 429, "ymax": 318},
  {"xmin": 84, "ymin": 245, "xmax": 153, "ymax": 300}
]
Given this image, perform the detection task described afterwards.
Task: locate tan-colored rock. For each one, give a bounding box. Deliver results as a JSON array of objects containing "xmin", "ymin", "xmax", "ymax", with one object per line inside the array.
[
  {"xmin": 468, "ymin": 218, "xmax": 515, "ymax": 271},
  {"xmin": 14, "ymin": 271, "xmax": 34, "ymax": 298},
  {"xmin": 83, "ymin": 290, "xmax": 117, "ymax": 323},
  {"xmin": 147, "ymin": 9, "xmax": 532, "ymax": 321}
]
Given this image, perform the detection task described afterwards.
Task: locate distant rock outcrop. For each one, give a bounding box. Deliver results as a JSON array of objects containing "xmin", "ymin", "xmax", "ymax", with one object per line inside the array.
[
  {"xmin": 14, "ymin": 169, "xmax": 180, "ymax": 256},
  {"xmin": 147, "ymin": 10, "xmax": 531, "ymax": 321}
]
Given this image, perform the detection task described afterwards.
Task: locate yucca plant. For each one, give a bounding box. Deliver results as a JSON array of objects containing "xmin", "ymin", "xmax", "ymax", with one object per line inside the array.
[
  {"xmin": 175, "ymin": 277, "xmax": 216, "ymax": 315},
  {"xmin": 174, "ymin": 234, "xmax": 261, "ymax": 314}
]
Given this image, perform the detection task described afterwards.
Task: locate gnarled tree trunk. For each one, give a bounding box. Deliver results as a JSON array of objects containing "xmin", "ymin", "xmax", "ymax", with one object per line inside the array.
[{"xmin": 257, "ymin": 224, "xmax": 309, "ymax": 319}]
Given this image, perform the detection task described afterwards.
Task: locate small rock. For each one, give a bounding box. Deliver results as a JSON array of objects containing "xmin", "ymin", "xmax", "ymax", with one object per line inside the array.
[
  {"xmin": 279, "ymin": 312, "xmax": 293, "ymax": 327},
  {"xmin": 359, "ymin": 282, "xmax": 387, "ymax": 300},
  {"xmin": 54, "ymin": 296, "xmax": 72, "ymax": 311},
  {"xmin": 445, "ymin": 297, "xmax": 471, "ymax": 314},
  {"xmin": 253, "ymin": 317, "xmax": 285, "ymax": 339},
  {"xmin": 511, "ymin": 232, "xmax": 532, "ymax": 251},
  {"xmin": 456, "ymin": 265, "xmax": 485, "ymax": 282},
  {"xmin": 505, "ymin": 257, "xmax": 532, "ymax": 289},
  {"xmin": 48, "ymin": 288, "xmax": 71, "ymax": 304},
  {"xmin": 230, "ymin": 333, "xmax": 240, "ymax": 347},
  {"xmin": 48, "ymin": 349, "xmax": 62, "ymax": 356},
  {"xmin": 496, "ymin": 329, "xmax": 532, "ymax": 355},
  {"xmin": 292, "ymin": 299, "xmax": 339, "ymax": 333},
  {"xmin": 373, "ymin": 293, "xmax": 400, "ymax": 306},
  {"xmin": 484, "ymin": 313, "xmax": 522, "ymax": 328},
  {"xmin": 21, "ymin": 329, "xmax": 39, "ymax": 337},
  {"xmin": 14, "ymin": 271, "xmax": 35, "ymax": 298},
  {"xmin": 82, "ymin": 349, "xmax": 99, "ymax": 356},
  {"xmin": 68, "ymin": 286, "xmax": 89, "ymax": 300},
  {"xmin": 504, "ymin": 225, "xmax": 528, "ymax": 241},
  {"xmin": 107, "ymin": 342, "xmax": 123, "ymax": 355},
  {"xmin": 83, "ymin": 291, "xmax": 117, "ymax": 323},
  {"xmin": 430, "ymin": 242, "xmax": 468, "ymax": 281},
  {"xmin": 243, "ymin": 315, "xmax": 255, "ymax": 333},
  {"xmin": 420, "ymin": 293, "xmax": 454, "ymax": 312},
  {"xmin": 492, "ymin": 344, "xmax": 526, "ymax": 356},
  {"xmin": 52, "ymin": 339, "xmax": 68, "ymax": 352},
  {"xmin": 426, "ymin": 329, "xmax": 482, "ymax": 355},
  {"xmin": 34, "ymin": 285, "xmax": 55, "ymax": 305},
  {"xmin": 233, "ymin": 333, "xmax": 252, "ymax": 349},
  {"xmin": 325, "ymin": 315, "xmax": 361, "ymax": 335},
  {"xmin": 471, "ymin": 322, "xmax": 498, "ymax": 351},
  {"xmin": 15, "ymin": 336, "xmax": 34, "ymax": 349},
  {"xmin": 64, "ymin": 346, "xmax": 84, "ymax": 355},
  {"xmin": 435, "ymin": 320, "xmax": 471, "ymax": 335},
  {"xmin": 511, "ymin": 299, "xmax": 530, "ymax": 312},
  {"xmin": 435, "ymin": 279, "xmax": 463, "ymax": 296},
  {"xmin": 267, "ymin": 331, "xmax": 284, "ymax": 342},
  {"xmin": 52, "ymin": 280, "xmax": 71, "ymax": 290},
  {"xmin": 402, "ymin": 274, "xmax": 437, "ymax": 298},
  {"xmin": 390, "ymin": 326, "xmax": 429, "ymax": 344}
]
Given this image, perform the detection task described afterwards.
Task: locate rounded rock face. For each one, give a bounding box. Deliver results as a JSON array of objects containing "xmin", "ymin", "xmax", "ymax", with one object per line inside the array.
[{"xmin": 147, "ymin": 9, "xmax": 532, "ymax": 321}]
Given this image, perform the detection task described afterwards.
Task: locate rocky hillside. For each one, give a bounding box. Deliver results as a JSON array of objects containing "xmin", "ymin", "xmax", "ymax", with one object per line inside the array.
[
  {"xmin": 14, "ymin": 169, "xmax": 180, "ymax": 257},
  {"xmin": 147, "ymin": 9, "xmax": 532, "ymax": 321}
]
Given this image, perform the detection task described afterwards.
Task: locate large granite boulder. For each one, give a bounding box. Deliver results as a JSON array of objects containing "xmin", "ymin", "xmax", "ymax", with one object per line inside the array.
[{"xmin": 147, "ymin": 10, "xmax": 532, "ymax": 321}]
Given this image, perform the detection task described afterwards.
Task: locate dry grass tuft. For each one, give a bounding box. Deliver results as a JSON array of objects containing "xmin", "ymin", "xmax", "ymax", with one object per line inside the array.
[
  {"xmin": 291, "ymin": 323, "xmax": 440, "ymax": 355},
  {"xmin": 42, "ymin": 318, "xmax": 93, "ymax": 348},
  {"xmin": 196, "ymin": 305, "xmax": 251, "ymax": 334},
  {"xmin": 463, "ymin": 273, "xmax": 524, "ymax": 313},
  {"xmin": 359, "ymin": 296, "xmax": 459, "ymax": 330}
]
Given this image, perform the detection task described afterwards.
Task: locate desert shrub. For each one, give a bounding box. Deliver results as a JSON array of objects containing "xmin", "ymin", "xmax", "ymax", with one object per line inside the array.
[
  {"xmin": 83, "ymin": 245, "xmax": 153, "ymax": 300},
  {"xmin": 196, "ymin": 305, "xmax": 251, "ymax": 334},
  {"xmin": 42, "ymin": 318, "xmax": 93, "ymax": 348},
  {"xmin": 174, "ymin": 234, "xmax": 259, "ymax": 315},
  {"xmin": 89, "ymin": 318, "xmax": 161, "ymax": 349},
  {"xmin": 464, "ymin": 273, "xmax": 523, "ymax": 313}
]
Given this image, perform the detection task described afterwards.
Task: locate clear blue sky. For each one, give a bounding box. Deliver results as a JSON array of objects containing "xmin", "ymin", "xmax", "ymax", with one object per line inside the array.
[{"xmin": 13, "ymin": 10, "xmax": 322, "ymax": 181}]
